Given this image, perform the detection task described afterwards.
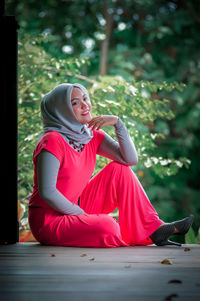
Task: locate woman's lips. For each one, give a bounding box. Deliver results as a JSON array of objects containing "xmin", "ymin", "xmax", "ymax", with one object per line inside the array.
[{"xmin": 82, "ymin": 111, "xmax": 90, "ymax": 116}]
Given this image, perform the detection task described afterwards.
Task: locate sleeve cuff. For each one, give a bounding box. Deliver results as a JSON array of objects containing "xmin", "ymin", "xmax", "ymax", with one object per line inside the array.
[{"xmin": 114, "ymin": 117, "xmax": 125, "ymax": 130}]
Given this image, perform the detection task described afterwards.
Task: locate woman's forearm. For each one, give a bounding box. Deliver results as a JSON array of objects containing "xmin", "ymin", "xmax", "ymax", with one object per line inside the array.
[
  {"xmin": 97, "ymin": 118, "xmax": 138, "ymax": 166},
  {"xmin": 114, "ymin": 117, "xmax": 138, "ymax": 164}
]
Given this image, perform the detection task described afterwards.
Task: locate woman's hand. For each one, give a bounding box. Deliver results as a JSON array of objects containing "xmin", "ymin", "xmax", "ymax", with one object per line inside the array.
[{"xmin": 88, "ymin": 115, "xmax": 119, "ymax": 130}]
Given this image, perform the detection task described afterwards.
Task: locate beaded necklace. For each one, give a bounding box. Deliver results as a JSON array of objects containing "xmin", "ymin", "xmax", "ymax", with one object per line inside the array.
[{"xmin": 68, "ymin": 139, "xmax": 85, "ymax": 152}]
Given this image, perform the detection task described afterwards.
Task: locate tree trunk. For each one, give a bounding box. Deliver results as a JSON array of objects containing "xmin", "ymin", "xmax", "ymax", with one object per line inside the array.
[{"xmin": 99, "ymin": 0, "xmax": 113, "ymax": 75}]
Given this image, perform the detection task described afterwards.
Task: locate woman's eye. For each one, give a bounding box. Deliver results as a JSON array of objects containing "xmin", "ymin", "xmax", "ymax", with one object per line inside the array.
[
  {"xmin": 72, "ymin": 101, "xmax": 77, "ymax": 106},
  {"xmin": 84, "ymin": 97, "xmax": 88, "ymax": 101}
]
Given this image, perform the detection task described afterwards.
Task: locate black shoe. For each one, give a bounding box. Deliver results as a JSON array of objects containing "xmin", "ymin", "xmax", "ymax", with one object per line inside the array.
[
  {"xmin": 150, "ymin": 223, "xmax": 181, "ymax": 247},
  {"xmin": 172, "ymin": 215, "xmax": 194, "ymax": 235},
  {"xmin": 150, "ymin": 215, "xmax": 194, "ymax": 247},
  {"xmin": 156, "ymin": 239, "xmax": 182, "ymax": 247}
]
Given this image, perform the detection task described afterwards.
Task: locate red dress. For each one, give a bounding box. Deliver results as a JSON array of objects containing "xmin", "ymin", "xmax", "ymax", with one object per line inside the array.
[{"xmin": 29, "ymin": 130, "xmax": 163, "ymax": 247}]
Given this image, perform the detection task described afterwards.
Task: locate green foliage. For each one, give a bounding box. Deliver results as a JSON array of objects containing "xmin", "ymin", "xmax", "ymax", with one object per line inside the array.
[
  {"xmin": 185, "ymin": 227, "xmax": 200, "ymax": 244},
  {"xmin": 89, "ymin": 75, "xmax": 190, "ymax": 178},
  {"xmin": 18, "ymin": 34, "xmax": 190, "ymax": 211},
  {"xmin": 18, "ymin": 33, "xmax": 90, "ymax": 202},
  {"xmin": 12, "ymin": 0, "xmax": 200, "ymax": 236},
  {"xmin": 10, "ymin": 0, "xmax": 200, "ymax": 237}
]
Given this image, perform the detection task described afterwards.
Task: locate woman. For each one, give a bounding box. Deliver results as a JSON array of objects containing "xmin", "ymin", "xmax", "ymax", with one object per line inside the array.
[{"xmin": 28, "ymin": 83, "xmax": 194, "ymax": 248}]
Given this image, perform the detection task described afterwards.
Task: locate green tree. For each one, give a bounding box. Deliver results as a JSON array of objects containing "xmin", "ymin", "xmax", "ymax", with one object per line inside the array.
[
  {"xmin": 7, "ymin": 0, "xmax": 200, "ymax": 239},
  {"xmin": 18, "ymin": 34, "xmax": 190, "ymax": 235}
]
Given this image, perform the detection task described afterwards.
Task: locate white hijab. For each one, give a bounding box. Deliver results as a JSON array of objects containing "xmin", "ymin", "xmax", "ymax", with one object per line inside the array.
[{"xmin": 40, "ymin": 83, "xmax": 93, "ymax": 144}]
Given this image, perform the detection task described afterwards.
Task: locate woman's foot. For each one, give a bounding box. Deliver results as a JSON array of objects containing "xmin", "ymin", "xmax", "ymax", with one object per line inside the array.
[
  {"xmin": 150, "ymin": 223, "xmax": 180, "ymax": 246},
  {"xmin": 172, "ymin": 215, "xmax": 194, "ymax": 235},
  {"xmin": 150, "ymin": 215, "xmax": 194, "ymax": 247}
]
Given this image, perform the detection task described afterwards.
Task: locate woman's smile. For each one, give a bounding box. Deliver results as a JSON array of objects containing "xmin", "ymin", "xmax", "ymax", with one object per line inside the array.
[{"xmin": 82, "ymin": 110, "xmax": 90, "ymax": 116}]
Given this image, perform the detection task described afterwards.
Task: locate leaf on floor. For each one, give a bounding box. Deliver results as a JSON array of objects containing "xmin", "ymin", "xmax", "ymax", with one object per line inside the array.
[
  {"xmin": 89, "ymin": 257, "xmax": 95, "ymax": 261},
  {"xmin": 124, "ymin": 264, "xmax": 131, "ymax": 268},
  {"xmin": 184, "ymin": 247, "xmax": 191, "ymax": 252},
  {"xmin": 51, "ymin": 253, "xmax": 56, "ymax": 257},
  {"xmin": 164, "ymin": 293, "xmax": 179, "ymax": 300},
  {"xmin": 168, "ymin": 279, "xmax": 182, "ymax": 284},
  {"xmin": 80, "ymin": 253, "xmax": 87, "ymax": 257},
  {"xmin": 161, "ymin": 258, "xmax": 172, "ymax": 265}
]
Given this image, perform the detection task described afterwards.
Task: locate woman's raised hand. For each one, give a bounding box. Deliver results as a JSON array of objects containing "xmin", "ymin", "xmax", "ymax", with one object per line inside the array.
[{"xmin": 88, "ymin": 115, "xmax": 119, "ymax": 130}]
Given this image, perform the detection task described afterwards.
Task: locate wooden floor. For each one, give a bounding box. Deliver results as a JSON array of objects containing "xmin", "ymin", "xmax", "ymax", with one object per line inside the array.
[{"xmin": 0, "ymin": 243, "xmax": 200, "ymax": 301}]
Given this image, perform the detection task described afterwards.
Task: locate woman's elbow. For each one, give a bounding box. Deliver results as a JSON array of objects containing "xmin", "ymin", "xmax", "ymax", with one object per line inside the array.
[
  {"xmin": 38, "ymin": 188, "xmax": 47, "ymax": 200},
  {"xmin": 126, "ymin": 156, "xmax": 138, "ymax": 166},
  {"xmin": 38, "ymin": 186, "xmax": 53, "ymax": 201},
  {"xmin": 128, "ymin": 160, "xmax": 138, "ymax": 166}
]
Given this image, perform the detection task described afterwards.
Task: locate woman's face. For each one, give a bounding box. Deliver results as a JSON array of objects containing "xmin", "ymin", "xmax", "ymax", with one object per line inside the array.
[{"xmin": 71, "ymin": 87, "xmax": 92, "ymax": 124}]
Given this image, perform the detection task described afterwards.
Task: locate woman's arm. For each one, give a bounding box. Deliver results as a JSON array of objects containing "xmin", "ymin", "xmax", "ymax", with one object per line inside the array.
[
  {"xmin": 97, "ymin": 117, "xmax": 138, "ymax": 166},
  {"xmin": 37, "ymin": 150, "xmax": 85, "ymax": 215}
]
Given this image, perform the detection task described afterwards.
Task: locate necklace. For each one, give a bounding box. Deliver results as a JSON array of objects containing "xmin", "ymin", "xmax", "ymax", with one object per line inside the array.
[{"xmin": 68, "ymin": 139, "xmax": 85, "ymax": 152}]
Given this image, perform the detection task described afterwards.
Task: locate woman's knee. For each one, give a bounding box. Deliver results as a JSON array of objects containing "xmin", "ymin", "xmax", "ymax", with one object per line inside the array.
[
  {"xmin": 106, "ymin": 161, "xmax": 134, "ymax": 179},
  {"xmin": 105, "ymin": 161, "xmax": 129, "ymax": 173},
  {"xmin": 96, "ymin": 214, "xmax": 120, "ymax": 236}
]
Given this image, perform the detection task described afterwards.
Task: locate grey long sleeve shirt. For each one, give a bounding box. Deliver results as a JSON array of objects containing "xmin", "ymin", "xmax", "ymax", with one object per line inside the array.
[{"xmin": 37, "ymin": 118, "xmax": 138, "ymax": 215}]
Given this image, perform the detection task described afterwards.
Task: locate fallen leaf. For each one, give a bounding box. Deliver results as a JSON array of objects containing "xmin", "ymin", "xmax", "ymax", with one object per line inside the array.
[
  {"xmin": 164, "ymin": 293, "xmax": 178, "ymax": 300},
  {"xmin": 89, "ymin": 257, "xmax": 95, "ymax": 261},
  {"xmin": 51, "ymin": 253, "xmax": 56, "ymax": 257},
  {"xmin": 184, "ymin": 247, "xmax": 191, "ymax": 252},
  {"xmin": 124, "ymin": 264, "xmax": 131, "ymax": 268},
  {"xmin": 80, "ymin": 253, "xmax": 87, "ymax": 257},
  {"xmin": 161, "ymin": 258, "xmax": 172, "ymax": 265},
  {"xmin": 168, "ymin": 279, "xmax": 182, "ymax": 284}
]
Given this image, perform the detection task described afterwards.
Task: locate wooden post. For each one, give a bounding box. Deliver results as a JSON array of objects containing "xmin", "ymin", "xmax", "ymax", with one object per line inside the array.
[
  {"xmin": 99, "ymin": 0, "xmax": 113, "ymax": 75},
  {"xmin": 0, "ymin": 1, "xmax": 19, "ymax": 244}
]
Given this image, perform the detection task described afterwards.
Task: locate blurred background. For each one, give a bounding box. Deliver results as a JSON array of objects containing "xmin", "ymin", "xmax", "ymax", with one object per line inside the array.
[{"xmin": 6, "ymin": 0, "xmax": 200, "ymax": 243}]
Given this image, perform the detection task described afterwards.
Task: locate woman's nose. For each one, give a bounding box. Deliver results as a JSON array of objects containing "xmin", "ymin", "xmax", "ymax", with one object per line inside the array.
[{"xmin": 81, "ymin": 101, "xmax": 88, "ymax": 109}]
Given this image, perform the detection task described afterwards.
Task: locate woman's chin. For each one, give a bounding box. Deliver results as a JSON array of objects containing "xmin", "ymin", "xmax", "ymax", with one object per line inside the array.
[{"xmin": 80, "ymin": 114, "xmax": 92, "ymax": 124}]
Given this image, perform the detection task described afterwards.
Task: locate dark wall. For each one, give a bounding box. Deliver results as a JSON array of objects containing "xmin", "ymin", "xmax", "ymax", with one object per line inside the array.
[{"xmin": 0, "ymin": 2, "xmax": 19, "ymax": 244}]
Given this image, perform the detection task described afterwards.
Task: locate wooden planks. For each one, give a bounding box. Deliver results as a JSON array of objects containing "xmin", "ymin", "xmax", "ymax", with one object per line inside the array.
[{"xmin": 0, "ymin": 243, "xmax": 200, "ymax": 300}]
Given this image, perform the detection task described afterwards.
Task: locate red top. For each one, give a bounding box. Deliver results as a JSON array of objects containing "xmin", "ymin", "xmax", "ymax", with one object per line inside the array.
[{"xmin": 29, "ymin": 130, "xmax": 106, "ymax": 209}]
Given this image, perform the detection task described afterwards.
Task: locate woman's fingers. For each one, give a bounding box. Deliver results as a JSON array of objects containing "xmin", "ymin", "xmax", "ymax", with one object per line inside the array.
[
  {"xmin": 88, "ymin": 116, "xmax": 103, "ymax": 129},
  {"xmin": 88, "ymin": 116, "xmax": 102, "ymax": 124},
  {"xmin": 88, "ymin": 120, "xmax": 104, "ymax": 130},
  {"xmin": 95, "ymin": 121, "xmax": 106, "ymax": 130},
  {"xmin": 88, "ymin": 115, "xmax": 118, "ymax": 129}
]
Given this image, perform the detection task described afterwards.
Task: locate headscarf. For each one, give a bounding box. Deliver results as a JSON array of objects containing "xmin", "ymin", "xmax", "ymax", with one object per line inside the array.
[{"xmin": 40, "ymin": 83, "xmax": 93, "ymax": 144}]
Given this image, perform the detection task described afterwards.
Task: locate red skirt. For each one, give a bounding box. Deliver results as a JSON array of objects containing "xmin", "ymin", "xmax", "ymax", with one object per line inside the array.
[{"xmin": 29, "ymin": 162, "xmax": 163, "ymax": 248}]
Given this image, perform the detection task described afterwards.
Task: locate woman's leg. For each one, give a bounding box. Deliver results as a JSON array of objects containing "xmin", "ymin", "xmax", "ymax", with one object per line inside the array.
[
  {"xmin": 29, "ymin": 205, "xmax": 128, "ymax": 248},
  {"xmin": 79, "ymin": 161, "xmax": 164, "ymax": 245}
]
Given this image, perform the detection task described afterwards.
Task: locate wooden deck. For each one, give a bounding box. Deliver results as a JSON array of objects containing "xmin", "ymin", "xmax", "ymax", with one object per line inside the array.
[{"xmin": 0, "ymin": 243, "xmax": 200, "ymax": 301}]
